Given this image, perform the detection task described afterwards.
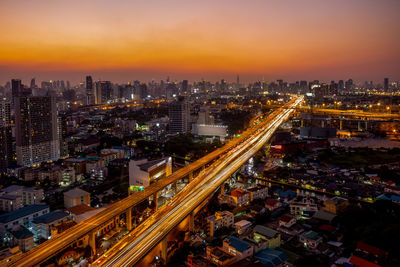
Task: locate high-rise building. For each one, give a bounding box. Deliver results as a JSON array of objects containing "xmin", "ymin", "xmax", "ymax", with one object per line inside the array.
[
  {"xmin": 86, "ymin": 76, "xmax": 94, "ymax": 105},
  {"xmin": 169, "ymin": 96, "xmax": 190, "ymax": 134},
  {"xmin": 15, "ymin": 95, "xmax": 60, "ymax": 166},
  {"xmin": 30, "ymin": 78, "xmax": 36, "ymax": 90},
  {"xmin": 95, "ymin": 81, "xmax": 112, "ymax": 104},
  {"xmin": 0, "ymin": 101, "xmax": 12, "ymax": 172},
  {"xmin": 384, "ymin": 78, "xmax": 389, "ymax": 92},
  {"xmin": 12, "ymin": 79, "xmax": 22, "ymax": 98}
]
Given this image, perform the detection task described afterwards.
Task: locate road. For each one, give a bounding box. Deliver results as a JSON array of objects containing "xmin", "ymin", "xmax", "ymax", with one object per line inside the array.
[
  {"xmin": 5, "ymin": 96, "xmax": 302, "ymax": 267},
  {"xmin": 95, "ymin": 96, "xmax": 304, "ymax": 266}
]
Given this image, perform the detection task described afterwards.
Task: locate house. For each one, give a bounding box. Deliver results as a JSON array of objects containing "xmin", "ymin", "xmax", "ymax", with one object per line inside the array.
[
  {"xmin": 32, "ymin": 211, "xmax": 70, "ymax": 240},
  {"xmin": 279, "ymin": 214, "xmax": 296, "ymax": 228},
  {"xmin": 255, "ymin": 248, "xmax": 289, "ymax": 267},
  {"xmin": 323, "ymin": 197, "xmax": 349, "ymax": 214},
  {"xmin": 222, "ymin": 236, "xmax": 253, "ymax": 260},
  {"xmin": 206, "ymin": 211, "xmax": 234, "ymax": 237},
  {"xmin": 299, "ymin": 230, "xmax": 322, "ymax": 249},
  {"xmin": 246, "ymin": 185, "xmax": 268, "ymax": 201},
  {"xmin": 265, "ymin": 198, "xmax": 281, "ymax": 211},
  {"xmin": 8, "ymin": 225, "xmax": 34, "ymax": 252},
  {"xmin": 234, "ymin": 220, "xmax": 252, "ymax": 235},
  {"xmin": 206, "ymin": 246, "xmax": 238, "ymax": 266},
  {"xmin": 253, "ymin": 225, "xmax": 281, "ymax": 249},
  {"xmin": 0, "ymin": 194, "xmax": 23, "ymax": 212},
  {"xmin": 290, "ymin": 197, "xmax": 318, "ymax": 217},
  {"xmin": 63, "ymin": 188, "xmax": 90, "ymax": 208},
  {"xmin": 0, "ymin": 205, "xmax": 49, "ymax": 231},
  {"xmin": 230, "ymin": 189, "xmax": 250, "ymax": 207}
]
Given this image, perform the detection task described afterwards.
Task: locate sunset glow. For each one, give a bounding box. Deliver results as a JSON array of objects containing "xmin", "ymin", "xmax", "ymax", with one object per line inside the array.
[{"xmin": 0, "ymin": 0, "xmax": 399, "ymax": 83}]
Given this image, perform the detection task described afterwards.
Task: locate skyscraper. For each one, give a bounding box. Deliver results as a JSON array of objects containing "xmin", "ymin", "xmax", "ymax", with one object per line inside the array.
[
  {"xmin": 95, "ymin": 81, "xmax": 112, "ymax": 104},
  {"xmin": 86, "ymin": 76, "xmax": 94, "ymax": 105},
  {"xmin": 384, "ymin": 78, "xmax": 389, "ymax": 92},
  {"xmin": 169, "ymin": 96, "xmax": 190, "ymax": 134},
  {"xmin": 0, "ymin": 101, "xmax": 12, "ymax": 172},
  {"xmin": 15, "ymin": 95, "xmax": 60, "ymax": 166}
]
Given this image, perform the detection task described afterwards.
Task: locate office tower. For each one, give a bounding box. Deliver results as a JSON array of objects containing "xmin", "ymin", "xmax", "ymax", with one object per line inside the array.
[
  {"xmin": 197, "ymin": 105, "xmax": 213, "ymax": 125},
  {"xmin": 30, "ymin": 78, "xmax": 36, "ymax": 89},
  {"xmin": 169, "ymin": 96, "xmax": 190, "ymax": 134},
  {"xmin": 15, "ymin": 95, "xmax": 60, "ymax": 166},
  {"xmin": 384, "ymin": 78, "xmax": 389, "ymax": 92},
  {"xmin": 181, "ymin": 80, "xmax": 188, "ymax": 93},
  {"xmin": 11, "ymin": 79, "xmax": 22, "ymax": 98},
  {"xmin": 86, "ymin": 76, "xmax": 94, "ymax": 105},
  {"xmin": 0, "ymin": 101, "xmax": 12, "ymax": 171},
  {"xmin": 95, "ymin": 81, "xmax": 112, "ymax": 104},
  {"xmin": 237, "ymin": 75, "xmax": 240, "ymax": 86}
]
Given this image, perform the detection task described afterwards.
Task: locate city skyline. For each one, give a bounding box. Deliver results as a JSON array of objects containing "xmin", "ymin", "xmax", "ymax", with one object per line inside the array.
[{"xmin": 0, "ymin": 0, "xmax": 399, "ymax": 84}]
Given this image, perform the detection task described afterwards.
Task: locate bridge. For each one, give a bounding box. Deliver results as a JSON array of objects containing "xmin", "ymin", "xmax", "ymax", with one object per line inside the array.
[{"xmin": 6, "ymin": 96, "xmax": 303, "ymax": 267}]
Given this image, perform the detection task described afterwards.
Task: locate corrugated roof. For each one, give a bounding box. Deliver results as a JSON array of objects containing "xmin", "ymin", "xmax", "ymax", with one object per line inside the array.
[
  {"xmin": 224, "ymin": 236, "xmax": 251, "ymax": 253},
  {"xmin": 0, "ymin": 205, "xmax": 49, "ymax": 223},
  {"xmin": 32, "ymin": 211, "xmax": 69, "ymax": 224},
  {"xmin": 9, "ymin": 226, "xmax": 33, "ymax": 240},
  {"xmin": 254, "ymin": 225, "xmax": 278, "ymax": 238}
]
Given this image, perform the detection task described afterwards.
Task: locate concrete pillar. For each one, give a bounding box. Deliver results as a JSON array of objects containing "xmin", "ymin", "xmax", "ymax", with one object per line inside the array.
[
  {"xmin": 153, "ymin": 192, "xmax": 158, "ymax": 210},
  {"xmin": 188, "ymin": 212, "xmax": 195, "ymax": 232},
  {"xmin": 189, "ymin": 172, "xmax": 193, "ymax": 182},
  {"xmin": 161, "ymin": 237, "xmax": 168, "ymax": 264},
  {"xmin": 173, "ymin": 181, "xmax": 178, "ymax": 195},
  {"xmin": 126, "ymin": 209, "xmax": 132, "ymax": 231},
  {"xmin": 365, "ymin": 121, "xmax": 368, "ymax": 130},
  {"xmin": 321, "ymin": 120, "xmax": 325, "ymax": 128},
  {"xmin": 358, "ymin": 121, "xmax": 361, "ymax": 131},
  {"xmin": 339, "ymin": 119, "xmax": 343, "ymax": 130},
  {"xmin": 89, "ymin": 231, "xmax": 96, "ymax": 256},
  {"xmin": 301, "ymin": 120, "xmax": 304, "ymax": 127},
  {"xmin": 220, "ymin": 183, "xmax": 225, "ymax": 194}
]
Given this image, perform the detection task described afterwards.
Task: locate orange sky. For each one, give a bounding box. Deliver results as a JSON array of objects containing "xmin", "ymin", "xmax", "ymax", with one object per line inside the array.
[{"xmin": 0, "ymin": 0, "xmax": 399, "ymax": 84}]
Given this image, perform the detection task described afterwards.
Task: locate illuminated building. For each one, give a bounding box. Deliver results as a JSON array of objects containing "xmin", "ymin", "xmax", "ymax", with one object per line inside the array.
[
  {"xmin": 15, "ymin": 95, "xmax": 60, "ymax": 166},
  {"xmin": 129, "ymin": 157, "xmax": 172, "ymax": 192},
  {"xmin": 168, "ymin": 96, "xmax": 190, "ymax": 134}
]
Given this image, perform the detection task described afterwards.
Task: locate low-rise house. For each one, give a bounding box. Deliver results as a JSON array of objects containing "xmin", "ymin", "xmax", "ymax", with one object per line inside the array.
[
  {"xmin": 279, "ymin": 214, "xmax": 296, "ymax": 228},
  {"xmin": 0, "ymin": 205, "xmax": 49, "ymax": 231},
  {"xmin": 265, "ymin": 198, "xmax": 281, "ymax": 211},
  {"xmin": 299, "ymin": 230, "xmax": 322, "ymax": 249},
  {"xmin": 206, "ymin": 246, "xmax": 238, "ymax": 266},
  {"xmin": 229, "ymin": 189, "xmax": 250, "ymax": 207},
  {"xmin": 8, "ymin": 225, "xmax": 34, "ymax": 252},
  {"xmin": 234, "ymin": 220, "xmax": 252, "ymax": 235},
  {"xmin": 254, "ymin": 248, "xmax": 289, "ymax": 267},
  {"xmin": 323, "ymin": 196, "xmax": 349, "ymax": 214},
  {"xmin": 0, "ymin": 194, "xmax": 23, "ymax": 212},
  {"xmin": 253, "ymin": 225, "xmax": 281, "ymax": 249},
  {"xmin": 222, "ymin": 236, "xmax": 253, "ymax": 260},
  {"xmin": 290, "ymin": 197, "xmax": 318, "ymax": 217},
  {"xmin": 206, "ymin": 211, "xmax": 234, "ymax": 237},
  {"xmin": 247, "ymin": 185, "xmax": 268, "ymax": 201},
  {"xmin": 32, "ymin": 211, "xmax": 70, "ymax": 240},
  {"xmin": 63, "ymin": 188, "xmax": 90, "ymax": 208}
]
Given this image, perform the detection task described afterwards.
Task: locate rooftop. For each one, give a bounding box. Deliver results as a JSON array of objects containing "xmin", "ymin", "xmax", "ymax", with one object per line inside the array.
[
  {"xmin": 32, "ymin": 211, "xmax": 69, "ymax": 224},
  {"xmin": 66, "ymin": 204, "xmax": 95, "ymax": 215},
  {"xmin": 0, "ymin": 205, "xmax": 49, "ymax": 224},
  {"xmin": 9, "ymin": 225, "xmax": 33, "ymax": 240},
  {"xmin": 255, "ymin": 248, "xmax": 288, "ymax": 267},
  {"xmin": 138, "ymin": 158, "xmax": 166, "ymax": 171},
  {"xmin": 224, "ymin": 236, "xmax": 251, "ymax": 253},
  {"xmin": 254, "ymin": 225, "xmax": 279, "ymax": 238},
  {"xmin": 64, "ymin": 188, "xmax": 89, "ymax": 198}
]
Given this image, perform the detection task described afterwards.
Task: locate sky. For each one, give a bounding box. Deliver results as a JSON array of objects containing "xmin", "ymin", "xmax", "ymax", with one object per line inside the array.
[{"xmin": 0, "ymin": 0, "xmax": 399, "ymax": 85}]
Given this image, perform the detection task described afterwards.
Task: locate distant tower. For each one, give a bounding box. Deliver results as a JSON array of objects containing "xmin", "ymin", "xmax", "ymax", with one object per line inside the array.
[
  {"xmin": 30, "ymin": 78, "xmax": 36, "ymax": 89},
  {"xmin": 86, "ymin": 76, "xmax": 94, "ymax": 105},
  {"xmin": 237, "ymin": 75, "xmax": 240, "ymax": 85},
  {"xmin": 169, "ymin": 96, "xmax": 190, "ymax": 134},
  {"xmin": 384, "ymin": 78, "xmax": 389, "ymax": 92},
  {"xmin": 0, "ymin": 101, "xmax": 12, "ymax": 172}
]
